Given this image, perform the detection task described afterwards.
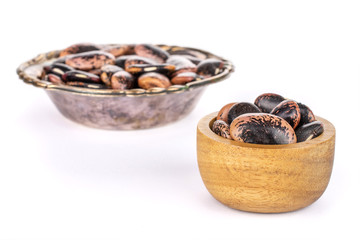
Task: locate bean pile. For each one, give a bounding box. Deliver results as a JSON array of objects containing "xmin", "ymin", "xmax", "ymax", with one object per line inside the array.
[
  {"xmin": 212, "ymin": 93, "xmax": 324, "ymax": 144},
  {"xmin": 42, "ymin": 43, "xmax": 225, "ymax": 90}
]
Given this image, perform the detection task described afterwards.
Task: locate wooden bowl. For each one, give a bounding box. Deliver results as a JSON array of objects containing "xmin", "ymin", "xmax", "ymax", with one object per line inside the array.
[{"xmin": 197, "ymin": 112, "xmax": 336, "ymax": 213}]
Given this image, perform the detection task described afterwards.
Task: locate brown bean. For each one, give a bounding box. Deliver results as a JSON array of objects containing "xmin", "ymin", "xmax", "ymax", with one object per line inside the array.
[
  {"xmin": 166, "ymin": 55, "xmax": 197, "ymax": 76},
  {"xmin": 124, "ymin": 55, "xmax": 157, "ymax": 70},
  {"xmin": 212, "ymin": 120, "xmax": 232, "ymax": 139},
  {"xmin": 134, "ymin": 44, "xmax": 170, "ymax": 63},
  {"xmin": 270, "ymin": 100, "xmax": 300, "ymax": 129},
  {"xmin": 230, "ymin": 113, "xmax": 297, "ymax": 144},
  {"xmin": 65, "ymin": 51, "xmax": 115, "ymax": 71},
  {"xmin": 197, "ymin": 58, "xmax": 224, "ymax": 78},
  {"xmin": 254, "ymin": 93, "xmax": 286, "ymax": 113},
  {"xmin": 227, "ymin": 102, "xmax": 261, "ymax": 124},
  {"xmin": 101, "ymin": 44, "xmax": 135, "ymax": 57},
  {"xmin": 62, "ymin": 70, "xmax": 101, "ymax": 83},
  {"xmin": 111, "ymin": 71, "xmax": 135, "ymax": 90},
  {"xmin": 100, "ymin": 65, "xmax": 124, "ymax": 86},
  {"xmin": 47, "ymin": 74, "xmax": 63, "ymax": 84},
  {"xmin": 125, "ymin": 64, "xmax": 176, "ymax": 74},
  {"xmin": 170, "ymin": 72, "xmax": 203, "ymax": 85},
  {"xmin": 138, "ymin": 72, "xmax": 171, "ymax": 89},
  {"xmin": 216, "ymin": 102, "xmax": 237, "ymax": 123},
  {"xmin": 59, "ymin": 43, "xmax": 101, "ymax": 57}
]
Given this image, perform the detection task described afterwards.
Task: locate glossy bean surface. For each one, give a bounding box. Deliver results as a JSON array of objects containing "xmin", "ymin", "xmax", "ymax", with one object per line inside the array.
[
  {"xmin": 230, "ymin": 113, "xmax": 297, "ymax": 144},
  {"xmin": 254, "ymin": 93, "xmax": 285, "ymax": 113},
  {"xmin": 270, "ymin": 100, "xmax": 300, "ymax": 129}
]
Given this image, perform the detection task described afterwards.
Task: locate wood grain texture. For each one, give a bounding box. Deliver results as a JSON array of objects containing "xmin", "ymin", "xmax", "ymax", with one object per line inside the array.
[{"xmin": 197, "ymin": 112, "xmax": 335, "ymax": 213}]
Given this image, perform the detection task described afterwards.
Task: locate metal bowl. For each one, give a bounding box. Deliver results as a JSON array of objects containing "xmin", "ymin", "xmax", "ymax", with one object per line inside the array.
[{"xmin": 17, "ymin": 44, "xmax": 234, "ymax": 130}]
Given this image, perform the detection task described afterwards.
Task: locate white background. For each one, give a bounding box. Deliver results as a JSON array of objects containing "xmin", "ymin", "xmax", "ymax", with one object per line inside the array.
[{"xmin": 1, "ymin": 0, "xmax": 360, "ymax": 239}]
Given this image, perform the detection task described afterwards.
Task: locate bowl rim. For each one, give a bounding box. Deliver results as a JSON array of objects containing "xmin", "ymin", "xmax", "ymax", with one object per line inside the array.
[
  {"xmin": 198, "ymin": 112, "xmax": 336, "ymax": 150},
  {"xmin": 17, "ymin": 44, "xmax": 234, "ymax": 97}
]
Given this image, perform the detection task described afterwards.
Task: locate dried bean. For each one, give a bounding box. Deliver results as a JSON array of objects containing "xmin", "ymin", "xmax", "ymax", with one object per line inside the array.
[
  {"xmin": 254, "ymin": 93, "xmax": 285, "ymax": 113},
  {"xmin": 170, "ymin": 72, "xmax": 203, "ymax": 85},
  {"xmin": 295, "ymin": 121, "xmax": 324, "ymax": 142},
  {"xmin": 270, "ymin": 100, "xmax": 300, "ymax": 129},
  {"xmin": 100, "ymin": 65, "xmax": 124, "ymax": 86},
  {"xmin": 134, "ymin": 44, "xmax": 170, "ymax": 63},
  {"xmin": 111, "ymin": 71, "xmax": 135, "ymax": 90},
  {"xmin": 62, "ymin": 70, "xmax": 101, "ymax": 83},
  {"xmin": 59, "ymin": 43, "xmax": 101, "ymax": 57},
  {"xmin": 197, "ymin": 58, "xmax": 224, "ymax": 78},
  {"xmin": 230, "ymin": 113, "xmax": 297, "ymax": 144},
  {"xmin": 297, "ymin": 102, "xmax": 316, "ymax": 127},
  {"xmin": 65, "ymin": 51, "xmax": 115, "ymax": 71},
  {"xmin": 138, "ymin": 72, "xmax": 171, "ymax": 89},
  {"xmin": 212, "ymin": 120, "xmax": 232, "ymax": 139},
  {"xmin": 227, "ymin": 102, "xmax": 261, "ymax": 124},
  {"xmin": 216, "ymin": 102, "xmax": 237, "ymax": 124},
  {"xmin": 125, "ymin": 64, "xmax": 175, "ymax": 74}
]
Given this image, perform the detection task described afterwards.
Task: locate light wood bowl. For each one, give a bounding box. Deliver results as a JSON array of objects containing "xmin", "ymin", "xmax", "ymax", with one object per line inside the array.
[{"xmin": 197, "ymin": 112, "xmax": 335, "ymax": 213}]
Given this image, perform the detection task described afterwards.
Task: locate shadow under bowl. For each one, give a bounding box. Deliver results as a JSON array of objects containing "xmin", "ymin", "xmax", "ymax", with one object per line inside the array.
[
  {"xmin": 197, "ymin": 112, "xmax": 336, "ymax": 213},
  {"xmin": 17, "ymin": 45, "xmax": 234, "ymax": 130}
]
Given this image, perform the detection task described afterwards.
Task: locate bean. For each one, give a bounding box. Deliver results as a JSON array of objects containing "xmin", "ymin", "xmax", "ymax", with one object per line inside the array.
[
  {"xmin": 197, "ymin": 58, "xmax": 224, "ymax": 78},
  {"xmin": 65, "ymin": 51, "xmax": 115, "ymax": 71},
  {"xmin": 216, "ymin": 102, "xmax": 237, "ymax": 124},
  {"xmin": 62, "ymin": 70, "xmax": 101, "ymax": 83},
  {"xmin": 100, "ymin": 65, "xmax": 124, "ymax": 86},
  {"xmin": 270, "ymin": 100, "xmax": 300, "ymax": 129},
  {"xmin": 254, "ymin": 93, "xmax": 285, "ymax": 113},
  {"xmin": 59, "ymin": 43, "xmax": 101, "ymax": 57},
  {"xmin": 227, "ymin": 102, "xmax": 261, "ymax": 124},
  {"xmin": 297, "ymin": 102, "xmax": 316, "ymax": 127},
  {"xmin": 295, "ymin": 121, "xmax": 324, "ymax": 142},
  {"xmin": 138, "ymin": 72, "xmax": 171, "ymax": 89},
  {"xmin": 230, "ymin": 113, "xmax": 297, "ymax": 144},
  {"xmin": 111, "ymin": 71, "xmax": 135, "ymax": 90},
  {"xmin": 171, "ymin": 72, "xmax": 203, "ymax": 85},
  {"xmin": 134, "ymin": 44, "xmax": 170, "ymax": 63},
  {"xmin": 212, "ymin": 120, "xmax": 232, "ymax": 139}
]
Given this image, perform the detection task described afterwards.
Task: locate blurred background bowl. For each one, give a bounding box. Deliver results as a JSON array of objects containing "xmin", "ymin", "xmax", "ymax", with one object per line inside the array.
[{"xmin": 17, "ymin": 45, "xmax": 234, "ymax": 130}]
